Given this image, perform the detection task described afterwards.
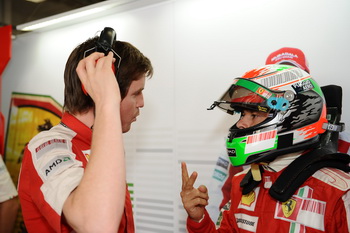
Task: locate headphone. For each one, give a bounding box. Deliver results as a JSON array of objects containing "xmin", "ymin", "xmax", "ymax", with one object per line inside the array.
[{"xmin": 82, "ymin": 27, "xmax": 122, "ymax": 95}]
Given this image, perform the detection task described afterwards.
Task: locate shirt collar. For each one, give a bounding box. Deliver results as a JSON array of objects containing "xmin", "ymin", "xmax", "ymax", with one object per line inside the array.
[{"xmin": 60, "ymin": 112, "xmax": 92, "ymax": 148}]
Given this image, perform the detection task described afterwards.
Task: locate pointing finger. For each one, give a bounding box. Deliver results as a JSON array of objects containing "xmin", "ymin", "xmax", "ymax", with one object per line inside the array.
[{"xmin": 181, "ymin": 162, "xmax": 189, "ymax": 189}]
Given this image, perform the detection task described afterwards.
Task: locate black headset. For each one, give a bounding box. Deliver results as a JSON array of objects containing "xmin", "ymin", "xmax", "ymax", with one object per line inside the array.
[{"xmin": 82, "ymin": 27, "xmax": 122, "ymax": 95}]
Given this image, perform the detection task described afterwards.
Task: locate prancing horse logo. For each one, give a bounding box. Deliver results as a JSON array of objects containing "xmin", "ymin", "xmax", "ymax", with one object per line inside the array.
[{"xmin": 282, "ymin": 198, "xmax": 296, "ymax": 218}]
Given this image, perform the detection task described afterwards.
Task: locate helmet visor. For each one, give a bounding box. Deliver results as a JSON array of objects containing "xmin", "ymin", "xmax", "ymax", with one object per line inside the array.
[{"xmin": 215, "ymin": 84, "xmax": 272, "ymax": 114}]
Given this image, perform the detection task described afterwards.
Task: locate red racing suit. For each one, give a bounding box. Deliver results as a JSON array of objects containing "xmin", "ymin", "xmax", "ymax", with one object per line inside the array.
[
  {"xmin": 18, "ymin": 112, "xmax": 134, "ymax": 233},
  {"xmin": 187, "ymin": 153, "xmax": 350, "ymax": 233},
  {"xmin": 212, "ymin": 132, "xmax": 350, "ymax": 214}
]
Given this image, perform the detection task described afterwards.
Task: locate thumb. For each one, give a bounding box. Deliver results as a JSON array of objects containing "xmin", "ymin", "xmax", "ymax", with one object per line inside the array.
[{"xmin": 198, "ymin": 185, "xmax": 207, "ymax": 193}]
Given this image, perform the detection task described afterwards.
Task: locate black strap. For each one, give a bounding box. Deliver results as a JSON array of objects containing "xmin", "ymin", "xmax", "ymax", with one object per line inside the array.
[
  {"xmin": 269, "ymin": 150, "xmax": 350, "ymax": 202},
  {"xmin": 239, "ymin": 149, "xmax": 350, "ymax": 202}
]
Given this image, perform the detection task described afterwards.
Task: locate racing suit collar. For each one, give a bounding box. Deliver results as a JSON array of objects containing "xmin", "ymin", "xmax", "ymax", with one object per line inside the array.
[{"xmin": 265, "ymin": 151, "xmax": 304, "ymax": 172}]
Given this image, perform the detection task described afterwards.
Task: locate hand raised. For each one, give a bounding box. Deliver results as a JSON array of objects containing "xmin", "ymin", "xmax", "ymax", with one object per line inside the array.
[
  {"xmin": 76, "ymin": 51, "xmax": 121, "ymax": 106},
  {"xmin": 180, "ymin": 162, "xmax": 209, "ymax": 222}
]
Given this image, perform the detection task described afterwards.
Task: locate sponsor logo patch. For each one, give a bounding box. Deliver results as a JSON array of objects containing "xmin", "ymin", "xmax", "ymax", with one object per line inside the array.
[
  {"xmin": 213, "ymin": 169, "xmax": 227, "ymax": 182},
  {"xmin": 216, "ymin": 201, "xmax": 231, "ymax": 228},
  {"xmin": 247, "ymin": 130, "xmax": 276, "ymax": 144},
  {"xmin": 216, "ymin": 157, "xmax": 230, "ymax": 170},
  {"xmin": 227, "ymin": 148, "xmax": 237, "ymax": 157},
  {"xmin": 42, "ymin": 155, "xmax": 74, "ymax": 177},
  {"xmin": 234, "ymin": 213, "xmax": 258, "ymax": 232},
  {"xmin": 292, "ymin": 79, "xmax": 314, "ymax": 93},
  {"xmin": 238, "ymin": 187, "xmax": 259, "ymax": 211},
  {"xmin": 257, "ymin": 105, "xmax": 269, "ymax": 112},
  {"xmin": 242, "ymin": 191, "xmax": 256, "ymax": 207},
  {"xmin": 35, "ymin": 139, "xmax": 67, "ymax": 159},
  {"xmin": 245, "ymin": 130, "xmax": 277, "ymax": 154},
  {"xmin": 259, "ymin": 69, "xmax": 303, "ymax": 88}
]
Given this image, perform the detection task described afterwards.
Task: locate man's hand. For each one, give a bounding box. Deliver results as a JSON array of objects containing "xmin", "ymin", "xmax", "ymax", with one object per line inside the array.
[
  {"xmin": 76, "ymin": 51, "xmax": 120, "ymax": 105},
  {"xmin": 180, "ymin": 162, "xmax": 209, "ymax": 222}
]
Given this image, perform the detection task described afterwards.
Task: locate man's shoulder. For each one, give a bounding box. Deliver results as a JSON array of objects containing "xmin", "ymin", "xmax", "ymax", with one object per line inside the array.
[
  {"xmin": 28, "ymin": 123, "xmax": 75, "ymax": 147},
  {"xmin": 25, "ymin": 123, "xmax": 77, "ymax": 160},
  {"xmin": 312, "ymin": 167, "xmax": 350, "ymax": 191}
]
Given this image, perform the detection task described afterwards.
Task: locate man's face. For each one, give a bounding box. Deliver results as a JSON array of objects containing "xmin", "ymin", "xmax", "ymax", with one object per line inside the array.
[
  {"xmin": 236, "ymin": 109, "xmax": 269, "ymax": 129},
  {"xmin": 120, "ymin": 75, "xmax": 146, "ymax": 133}
]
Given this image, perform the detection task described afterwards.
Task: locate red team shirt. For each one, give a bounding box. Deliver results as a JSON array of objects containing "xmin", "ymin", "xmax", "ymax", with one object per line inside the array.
[
  {"xmin": 188, "ymin": 154, "xmax": 350, "ymax": 233},
  {"xmin": 18, "ymin": 112, "xmax": 134, "ymax": 233}
]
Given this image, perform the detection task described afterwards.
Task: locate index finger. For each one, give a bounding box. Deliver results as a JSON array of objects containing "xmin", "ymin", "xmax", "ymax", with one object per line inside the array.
[
  {"xmin": 95, "ymin": 51, "xmax": 114, "ymax": 69},
  {"xmin": 181, "ymin": 162, "xmax": 189, "ymax": 188},
  {"xmin": 84, "ymin": 52, "xmax": 105, "ymax": 75}
]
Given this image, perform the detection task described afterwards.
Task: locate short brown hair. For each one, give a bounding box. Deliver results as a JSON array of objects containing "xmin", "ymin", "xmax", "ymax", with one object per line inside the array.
[{"xmin": 63, "ymin": 36, "xmax": 153, "ymax": 114}]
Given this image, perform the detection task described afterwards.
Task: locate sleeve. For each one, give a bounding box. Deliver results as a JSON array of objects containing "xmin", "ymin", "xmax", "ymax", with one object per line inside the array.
[
  {"xmin": 186, "ymin": 209, "xmax": 217, "ymax": 233},
  {"xmin": 20, "ymin": 135, "xmax": 84, "ymax": 232},
  {"xmin": 0, "ymin": 155, "xmax": 18, "ymax": 203},
  {"xmin": 334, "ymin": 190, "xmax": 350, "ymax": 233},
  {"xmin": 187, "ymin": 208, "xmax": 238, "ymax": 233}
]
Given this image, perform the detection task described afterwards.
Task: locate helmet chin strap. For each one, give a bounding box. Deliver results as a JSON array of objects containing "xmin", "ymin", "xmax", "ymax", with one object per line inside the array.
[
  {"xmin": 250, "ymin": 162, "xmax": 269, "ymax": 181},
  {"xmin": 250, "ymin": 163, "xmax": 262, "ymax": 181}
]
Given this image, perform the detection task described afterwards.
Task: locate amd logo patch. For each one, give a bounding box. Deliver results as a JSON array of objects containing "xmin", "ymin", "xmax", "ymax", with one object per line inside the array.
[{"xmin": 43, "ymin": 155, "xmax": 74, "ymax": 177}]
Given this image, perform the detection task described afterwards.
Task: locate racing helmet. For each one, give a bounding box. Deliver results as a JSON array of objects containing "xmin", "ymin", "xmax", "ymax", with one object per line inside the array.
[{"xmin": 209, "ymin": 64, "xmax": 328, "ymax": 166}]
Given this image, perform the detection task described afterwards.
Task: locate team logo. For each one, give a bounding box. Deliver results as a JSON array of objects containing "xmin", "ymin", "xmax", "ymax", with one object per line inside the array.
[
  {"xmin": 256, "ymin": 87, "xmax": 272, "ymax": 99},
  {"xmin": 282, "ymin": 198, "xmax": 296, "ymax": 218}
]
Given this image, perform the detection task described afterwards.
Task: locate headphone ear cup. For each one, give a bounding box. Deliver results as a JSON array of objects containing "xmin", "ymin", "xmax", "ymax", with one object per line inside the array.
[{"xmin": 82, "ymin": 84, "xmax": 88, "ymax": 95}]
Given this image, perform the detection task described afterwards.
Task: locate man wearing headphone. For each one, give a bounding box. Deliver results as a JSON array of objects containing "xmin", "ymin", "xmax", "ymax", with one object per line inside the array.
[
  {"xmin": 18, "ymin": 28, "xmax": 153, "ymax": 233},
  {"xmin": 181, "ymin": 64, "xmax": 350, "ymax": 232}
]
